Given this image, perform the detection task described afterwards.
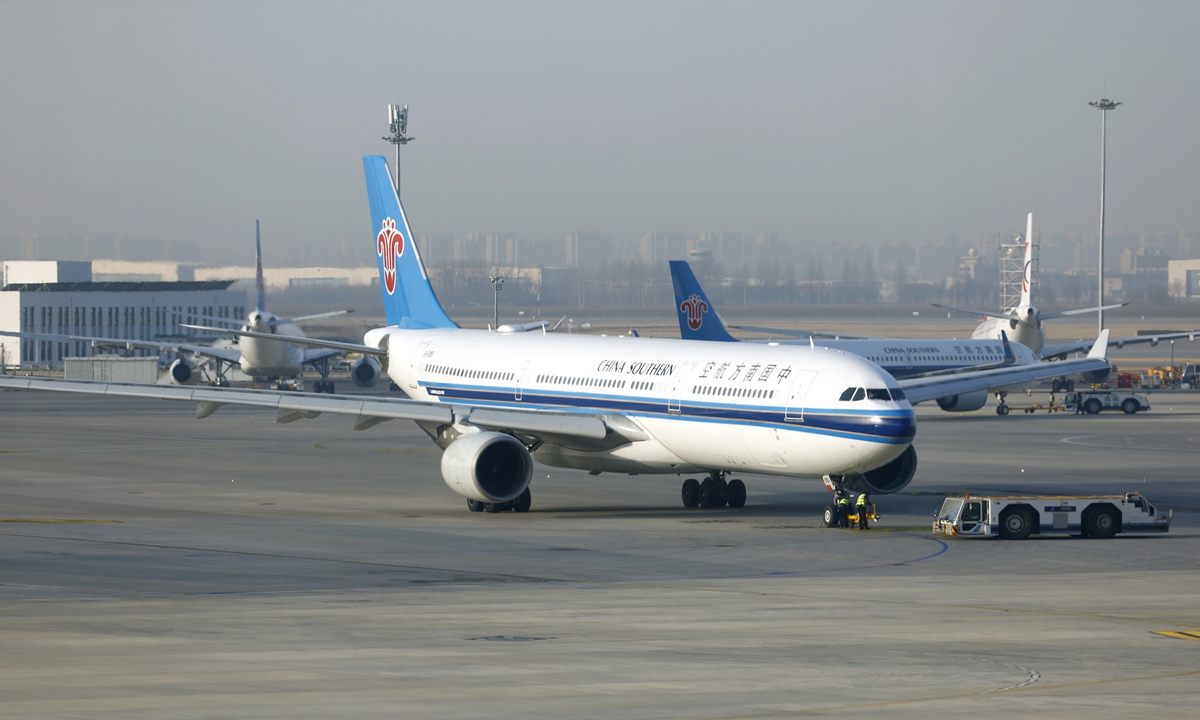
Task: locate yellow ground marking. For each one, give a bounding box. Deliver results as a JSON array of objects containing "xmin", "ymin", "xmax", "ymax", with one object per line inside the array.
[
  {"xmin": 0, "ymin": 519, "xmax": 120, "ymax": 524},
  {"xmin": 1152, "ymin": 630, "xmax": 1200, "ymax": 641}
]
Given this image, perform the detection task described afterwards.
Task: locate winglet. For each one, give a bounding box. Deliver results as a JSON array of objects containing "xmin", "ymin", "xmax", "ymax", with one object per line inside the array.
[
  {"xmin": 669, "ymin": 260, "xmax": 737, "ymax": 342},
  {"xmin": 1086, "ymin": 329, "xmax": 1111, "ymax": 359}
]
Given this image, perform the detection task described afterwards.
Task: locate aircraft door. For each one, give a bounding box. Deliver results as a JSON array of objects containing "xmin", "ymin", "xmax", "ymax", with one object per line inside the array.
[
  {"xmin": 783, "ymin": 370, "xmax": 819, "ymax": 422},
  {"xmin": 409, "ymin": 339, "xmax": 433, "ymax": 389},
  {"xmin": 514, "ymin": 360, "xmax": 531, "ymax": 401},
  {"xmin": 667, "ymin": 361, "xmax": 697, "ymax": 413}
]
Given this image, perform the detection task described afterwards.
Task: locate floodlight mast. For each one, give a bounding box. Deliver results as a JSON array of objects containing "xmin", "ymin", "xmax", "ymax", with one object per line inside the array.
[
  {"xmin": 490, "ymin": 274, "xmax": 504, "ymax": 330},
  {"xmin": 1089, "ymin": 98, "xmax": 1121, "ymax": 334},
  {"xmin": 383, "ymin": 104, "xmax": 414, "ymax": 197}
]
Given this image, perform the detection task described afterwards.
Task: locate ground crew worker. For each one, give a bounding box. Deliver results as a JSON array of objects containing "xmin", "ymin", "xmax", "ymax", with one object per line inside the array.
[
  {"xmin": 1075, "ymin": 393, "xmax": 1085, "ymax": 415},
  {"xmin": 837, "ymin": 492, "xmax": 852, "ymax": 528},
  {"xmin": 1049, "ymin": 392, "xmax": 1056, "ymax": 412},
  {"xmin": 856, "ymin": 492, "xmax": 871, "ymax": 530}
]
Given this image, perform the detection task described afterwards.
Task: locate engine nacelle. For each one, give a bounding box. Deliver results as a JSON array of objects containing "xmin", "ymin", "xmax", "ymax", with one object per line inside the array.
[
  {"xmin": 169, "ymin": 358, "xmax": 199, "ymax": 385},
  {"xmin": 1082, "ymin": 363, "xmax": 1114, "ymax": 384},
  {"xmin": 845, "ymin": 445, "xmax": 918, "ymax": 495},
  {"xmin": 350, "ymin": 356, "xmax": 382, "ymax": 388},
  {"xmin": 440, "ymin": 432, "xmax": 533, "ymax": 503},
  {"xmin": 935, "ymin": 390, "xmax": 988, "ymax": 412}
]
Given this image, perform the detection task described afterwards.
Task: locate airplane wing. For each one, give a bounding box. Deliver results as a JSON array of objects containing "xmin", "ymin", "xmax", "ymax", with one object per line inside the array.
[
  {"xmin": 1041, "ymin": 330, "xmax": 1199, "ymax": 361},
  {"xmin": 901, "ymin": 330, "xmax": 1110, "ymax": 404},
  {"xmin": 0, "ymin": 376, "xmax": 640, "ymax": 447},
  {"xmin": 301, "ymin": 347, "xmax": 345, "ymax": 364},
  {"xmin": 272, "ymin": 309, "xmax": 355, "ymax": 326},
  {"xmin": 1038, "ymin": 302, "xmax": 1126, "ymax": 321},
  {"xmin": 0, "ymin": 330, "xmax": 242, "ymax": 364},
  {"xmin": 930, "ymin": 304, "xmax": 1014, "ymax": 321},
  {"xmin": 729, "ymin": 325, "xmax": 875, "ymax": 340},
  {"xmin": 181, "ymin": 324, "xmax": 386, "ymax": 357}
]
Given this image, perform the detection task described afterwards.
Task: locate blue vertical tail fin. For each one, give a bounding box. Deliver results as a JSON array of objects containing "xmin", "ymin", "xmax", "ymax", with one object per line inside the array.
[
  {"xmin": 669, "ymin": 260, "xmax": 737, "ymax": 342},
  {"xmin": 254, "ymin": 220, "xmax": 266, "ymax": 313},
  {"xmin": 363, "ymin": 156, "xmax": 456, "ymax": 329}
]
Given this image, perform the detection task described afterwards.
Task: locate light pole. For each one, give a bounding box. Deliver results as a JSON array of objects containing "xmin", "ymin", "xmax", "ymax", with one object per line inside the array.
[
  {"xmin": 490, "ymin": 274, "xmax": 504, "ymax": 329},
  {"xmin": 383, "ymin": 104, "xmax": 414, "ymax": 196},
  {"xmin": 1089, "ymin": 98, "xmax": 1121, "ymax": 334}
]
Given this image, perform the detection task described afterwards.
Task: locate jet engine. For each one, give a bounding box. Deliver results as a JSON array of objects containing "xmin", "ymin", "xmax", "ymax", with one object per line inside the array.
[
  {"xmin": 350, "ymin": 356, "xmax": 382, "ymax": 388},
  {"xmin": 440, "ymin": 432, "xmax": 533, "ymax": 503},
  {"xmin": 168, "ymin": 357, "xmax": 199, "ymax": 385},
  {"xmin": 845, "ymin": 445, "xmax": 918, "ymax": 495},
  {"xmin": 935, "ymin": 390, "xmax": 988, "ymax": 412},
  {"xmin": 1081, "ymin": 363, "xmax": 1114, "ymax": 384}
]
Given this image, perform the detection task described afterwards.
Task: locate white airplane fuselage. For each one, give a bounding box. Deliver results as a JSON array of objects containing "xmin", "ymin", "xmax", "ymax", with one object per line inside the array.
[
  {"xmin": 369, "ymin": 327, "xmax": 916, "ymax": 478},
  {"xmin": 238, "ymin": 310, "xmax": 306, "ymax": 377},
  {"xmin": 971, "ymin": 307, "xmax": 1045, "ymax": 356}
]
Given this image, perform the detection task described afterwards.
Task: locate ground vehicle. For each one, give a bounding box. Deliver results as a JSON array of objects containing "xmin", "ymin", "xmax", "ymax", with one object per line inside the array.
[
  {"xmin": 1063, "ymin": 390, "xmax": 1150, "ymax": 415},
  {"xmin": 933, "ymin": 493, "xmax": 1170, "ymax": 539},
  {"xmin": 1183, "ymin": 362, "xmax": 1199, "ymax": 389}
]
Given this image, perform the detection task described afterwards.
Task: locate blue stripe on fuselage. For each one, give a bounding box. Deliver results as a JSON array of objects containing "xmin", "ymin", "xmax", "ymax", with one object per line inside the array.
[{"xmin": 419, "ymin": 382, "xmax": 916, "ymax": 444}]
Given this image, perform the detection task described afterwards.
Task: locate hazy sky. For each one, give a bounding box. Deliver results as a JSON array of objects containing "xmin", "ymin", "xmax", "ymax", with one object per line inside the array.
[{"xmin": 2, "ymin": 1, "xmax": 1198, "ymax": 257}]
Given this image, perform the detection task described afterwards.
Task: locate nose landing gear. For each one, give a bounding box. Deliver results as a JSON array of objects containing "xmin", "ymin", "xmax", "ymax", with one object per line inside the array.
[{"xmin": 680, "ymin": 471, "xmax": 746, "ymax": 509}]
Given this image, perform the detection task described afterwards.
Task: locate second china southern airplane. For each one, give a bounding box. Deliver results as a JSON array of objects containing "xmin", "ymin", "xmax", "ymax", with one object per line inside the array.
[{"xmin": 0, "ymin": 157, "xmax": 1111, "ymax": 513}]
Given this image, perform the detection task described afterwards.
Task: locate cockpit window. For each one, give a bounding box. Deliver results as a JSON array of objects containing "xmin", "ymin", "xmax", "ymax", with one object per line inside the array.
[
  {"xmin": 889, "ymin": 388, "xmax": 906, "ymax": 401},
  {"xmin": 866, "ymin": 388, "xmax": 891, "ymax": 401},
  {"xmin": 839, "ymin": 387, "xmax": 856, "ymax": 401},
  {"xmin": 852, "ymin": 387, "xmax": 865, "ymax": 401}
]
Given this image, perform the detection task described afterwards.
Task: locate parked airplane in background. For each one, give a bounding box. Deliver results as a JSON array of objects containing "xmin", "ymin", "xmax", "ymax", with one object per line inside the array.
[
  {"xmin": 0, "ymin": 157, "xmax": 1110, "ymax": 513},
  {"xmin": 670, "ymin": 260, "xmax": 1106, "ymax": 413},
  {"xmin": 0, "ymin": 222, "xmax": 376, "ymax": 393},
  {"xmin": 933, "ymin": 213, "xmax": 1199, "ymax": 388}
]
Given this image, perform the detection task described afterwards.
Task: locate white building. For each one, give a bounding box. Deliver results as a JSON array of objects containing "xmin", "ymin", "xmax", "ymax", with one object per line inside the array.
[
  {"xmin": 1, "ymin": 261, "xmax": 245, "ymax": 368},
  {"xmin": 1168, "ymin": 259, "xmax": 1200, "ymax": 300}
]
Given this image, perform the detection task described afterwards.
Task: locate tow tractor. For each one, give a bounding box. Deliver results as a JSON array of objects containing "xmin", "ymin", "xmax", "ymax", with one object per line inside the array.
[
  {"xmin": 1063, "ymin": 390, "xmax": 1150, "ymax": 415},
  {"xmin": 932, "ymin": 493, "xmax": 1170, "ymax": 539}
]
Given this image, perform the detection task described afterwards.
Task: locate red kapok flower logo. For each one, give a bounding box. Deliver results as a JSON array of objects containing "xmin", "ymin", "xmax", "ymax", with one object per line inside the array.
[
  {"xmin": 680, "ymin": 294, "xmax": 708, "ymax": 331},
  {"xmin": 377, "ymin": 217, "xmax": 405, "ymax": 295}
]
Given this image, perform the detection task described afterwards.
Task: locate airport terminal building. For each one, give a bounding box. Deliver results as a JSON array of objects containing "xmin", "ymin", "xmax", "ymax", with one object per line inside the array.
[{"xmin": 1, "ymin": 261, "xmax": 245, "ymax": 369}]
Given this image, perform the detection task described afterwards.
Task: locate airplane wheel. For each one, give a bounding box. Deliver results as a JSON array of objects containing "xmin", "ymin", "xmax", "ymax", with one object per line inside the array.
[
  {"xmin": 485, "ymin": 502, "xmax": 503, "ymax": 513},
  {"xmin": 467, "ymin": 499, "xmax": 485, "ymax": 512},
  {"xmin": 698, "ymin": 478, "xmax": 719, "ymax": 508},
  {"xmin": 513, "ymin": 488, "xmax": 532, "ymax": 513},
  {"xmin": 1051, "ymin": 379, "xmax": 1062, "ymax": 393},
  {"xmin": 996, "ymin": 404, "xmax": 1010, "ymax": 416},
  {"xmin": 727, "ymin": 479, "xmax": 746, "ymax": 508},
  {"xmin": 1066, "ymin": 380, "xmax": 1075, "ymax": 392},
  {"xmin": 681, "ymin": 479, "xmax": 700, "ymax": 508},
  {"xmin": 823, "ymin": 505, "xmax": 840, "ymax": 527}
]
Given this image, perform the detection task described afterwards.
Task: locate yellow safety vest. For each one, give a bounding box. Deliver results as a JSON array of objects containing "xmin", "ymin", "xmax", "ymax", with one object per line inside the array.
[{"xmin": 856, "ymin": 495, "xmax": 868, "ymax": 507}]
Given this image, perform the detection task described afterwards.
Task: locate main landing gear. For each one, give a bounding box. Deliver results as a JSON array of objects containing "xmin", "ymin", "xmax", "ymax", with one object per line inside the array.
[
  {"xmin": 680, "ymin": 471, "xmax": 746, "ymax": 509},
  {"xmin": 467, "ymin": 487, "xmax": 533, "ymax": 514},
  {"xmin": 311, "ymin": 358, "xmax": 336, "ymax": 394}
]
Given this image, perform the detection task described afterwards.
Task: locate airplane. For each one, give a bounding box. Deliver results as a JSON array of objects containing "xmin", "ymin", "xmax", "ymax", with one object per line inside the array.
[
  {"xmin": 933, "ymin": 213, "xmax": 1199, "ymax": 371},
  {"xmin": 671, "ymin": 259, "xmax": 1095, "ymax": 414},
  {"xmin": 0, "ymin": 221, "xmax": 378, "ymax": 393},
  {"xmin": 0, "ymin": 156, "xmax": 1111, "ymax": 513}
]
